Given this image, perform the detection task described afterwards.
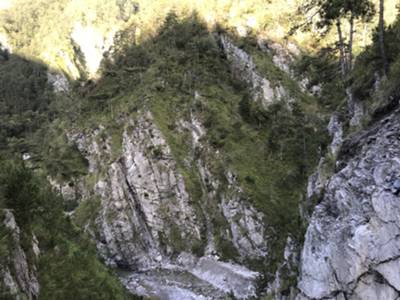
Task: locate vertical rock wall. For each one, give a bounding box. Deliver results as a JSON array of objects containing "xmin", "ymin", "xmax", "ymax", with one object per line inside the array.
[{"xmin": 297, "ymin": 109, "xmax": 400, "ymax": 299}]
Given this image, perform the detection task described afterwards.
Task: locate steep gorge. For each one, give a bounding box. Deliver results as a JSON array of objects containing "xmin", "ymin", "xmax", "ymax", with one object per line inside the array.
[{"xmin": 1, "ymin": 1, "xmax": 400, "ymax": 300}]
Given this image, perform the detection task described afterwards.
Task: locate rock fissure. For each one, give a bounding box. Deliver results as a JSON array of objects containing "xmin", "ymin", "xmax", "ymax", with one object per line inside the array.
[{"xmin": 120, "ymin": 163, "xmax": 156, "ymax": 252}]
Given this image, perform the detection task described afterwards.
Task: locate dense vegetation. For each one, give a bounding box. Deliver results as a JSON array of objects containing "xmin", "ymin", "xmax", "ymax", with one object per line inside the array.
[
  {"xmin": 351, "ymin": 15, "xmax": 400, "ymax": 118},
  {"xmin": 0, "ymin": 158, "xmax": 140, "ymax": 299},
  {"xmin": 0, "ymin": 54, "xmax": 51, "ymax": 154},
  {"xmin": 0, "ymin": 40, "xmax": 137, "ymax": 300}
]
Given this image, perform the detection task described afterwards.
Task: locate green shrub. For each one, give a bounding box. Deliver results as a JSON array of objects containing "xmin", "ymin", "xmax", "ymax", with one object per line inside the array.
[{"xmin": 0, "ymin": 159, "xmax": 138, "ymax": 299}]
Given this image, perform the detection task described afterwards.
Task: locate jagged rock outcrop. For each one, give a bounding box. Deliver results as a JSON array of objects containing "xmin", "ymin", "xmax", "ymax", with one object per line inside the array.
[
  {"xmin": 0, "ymin": 210, "xmax": 39, "ymax": 300},
  {"xmin": 347, "ymin": 88, "xmax": 365, "ymax": 128},
  {"xmin": 297, "ymin": 108, "xmax": 400, "ymax": 299},
  {"xmin": 327, "ymin": 114, "xmax": 343, "ymax": 157},
  {"xmin": 267, "ymin": 236, "xmax": 299, "ymax": 298},
  {"xmin": 305, "ymin": 114, "xmax": 343, "ymax": 220},
  {"xmin": 257, "ymin": 38, "xmax": 298, "ymax": 75},
  {"xmin": 47, "ymin": 71, "xmax": 70, "ymax": 93},
  {"xmin": 67, "ymin": 111, "xmax": 268, "ymax": 298},
  {"xmin": 219, "ymin": 35, "xmax": 287, "ymax": 108},
  {"xmin": 179, "ymin": 113, "xmax": 268, "ymax": 260},
  {"xmin": 71, "ymin": 113, "xmax": 203, "ymax": 269}
]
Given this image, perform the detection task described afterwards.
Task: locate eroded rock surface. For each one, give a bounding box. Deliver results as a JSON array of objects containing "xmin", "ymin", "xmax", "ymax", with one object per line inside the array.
[
  {"xmin": 0, "ymin": 210, "xmax": 39, "ymax": 300},
  {"xmin": 219, "ymin": 35, "xmax": 287, "ymax": 108},
  {"xmin": 298, "ymin": 109, "xmax": 400, "ymax": 299},
  {"xmin": 71, "ymin": 112, "xmax": 202, "ymax": 269},
  {"xmin": 68, "ymin": 111, "xmax": 268, "ymax": 298},
  {"xmin": 47, "ymin": 71, "xmax": 70, "ymax": 93}
]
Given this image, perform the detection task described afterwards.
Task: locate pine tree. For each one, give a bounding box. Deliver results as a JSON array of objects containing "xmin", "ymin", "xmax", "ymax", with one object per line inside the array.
[{"xmin": 301, "ymin": 0, "xmax": 375, "ymax": 77}]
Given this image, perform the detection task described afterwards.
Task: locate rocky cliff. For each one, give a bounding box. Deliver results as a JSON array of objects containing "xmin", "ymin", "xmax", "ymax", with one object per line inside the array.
[
  {"xmin": 297, "ymin": 107, "xmax": 400, "ymax": 299},
  {"xmin": 65, "ymin": 110, "xmax": 270, "ymax": 299},
  {"xmin": 0, "ymin": 210, "xmax": 39, "ymax": 300}
]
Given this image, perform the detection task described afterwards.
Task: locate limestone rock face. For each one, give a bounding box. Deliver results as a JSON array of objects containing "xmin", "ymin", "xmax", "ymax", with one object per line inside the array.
[
  {"xmin": 257, "ymin": 38, "xmax": 298, "ymax": 75},
  {"xmin": 71, "ymin": 113, "xmax": 202, "ymax": 269},
  {"xmin": 305, "ymin": 113, "xmax": 343, "ymax": 219},
  {"xmin": 47, "ymin": 71, "xmax": 70, "ymax": 93},
  {"xmin": 179, "ymin": 114, "xmax": 268, "ymax": 261},
  {"xmin": 219, "ymin": 35, "xmax": 287, "ymax": 108},
  {"xmin": 327, "ymin": 114, "xmax": 343, "ymax": 157},
  {"xmin": 220, "ymin": 172, "xmax": 268, "ymax": 259},
  {"xmin": 297, "ymin": 109, "xmax": 400, "ymax": 299},
  {"xmin": 0, "ymin": 210, "xmax": 39, "ymax": 300},
  {"xmin": 69, "ymin": 111, "xmax": 268, "ymax": 279},
  {"xmin": 66, "ymin": 111, "xmax": 270, "ymax": 298},
  {"xmin": 347, "ymin": 87, "xmax": 365, "ymax": 128}
]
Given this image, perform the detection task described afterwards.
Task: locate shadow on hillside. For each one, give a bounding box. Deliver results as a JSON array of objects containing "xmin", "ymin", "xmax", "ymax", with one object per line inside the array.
[
  {"xmin": 0, "ymin": 42, "xmax": 90, "ymax": 183},
  {"xmin": 0, "ymin": 44, "xmax": 54, "ymax": 152}
]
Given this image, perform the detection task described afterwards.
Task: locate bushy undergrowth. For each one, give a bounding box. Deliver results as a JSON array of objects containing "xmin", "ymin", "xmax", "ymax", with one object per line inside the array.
[{"xmin": 0, "ymin": 159, "xmax": 140, "ymax": 299}]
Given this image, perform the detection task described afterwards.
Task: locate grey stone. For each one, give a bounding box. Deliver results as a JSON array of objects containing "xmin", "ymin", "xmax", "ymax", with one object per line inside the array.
[
  {"xmin": 66, "ymin": 111, "xmax": 268, "ymax": 298},
  {"xmin": 297, "ymin": 109, "xmax": 400, "ymax": 299},
  {"xmin": 0, "ymin": 210, "xmax": 40, "ymax": 300},
  {"xmin": 219, "ymin": 35, "xmax": 287, "ymax": 108}
]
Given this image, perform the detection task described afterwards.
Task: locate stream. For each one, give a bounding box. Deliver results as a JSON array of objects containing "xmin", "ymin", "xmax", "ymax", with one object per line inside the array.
[{"xmin": 119, "ymin": 255, "xmax": 259, "ymax": 300}]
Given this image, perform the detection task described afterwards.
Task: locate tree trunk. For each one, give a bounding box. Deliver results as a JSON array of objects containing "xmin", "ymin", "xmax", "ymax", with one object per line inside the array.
[
  {"xmin": 379, "ymin": 0, "xmax": 389, "ymax": 75},
  {"xmin": 348, "ymin": 12, "xmax": 355, "ymax": 71},
  {"xmin": 336, "ymin": 18, "xmax": 347, "ymax": 77}
]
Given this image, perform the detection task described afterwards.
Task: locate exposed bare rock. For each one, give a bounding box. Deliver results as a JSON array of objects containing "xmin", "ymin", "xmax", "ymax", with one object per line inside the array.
[
  {"xmin": 47, "ymin": 71, "xmax": 70, "ymax": 93},
  {"xmin": 327, "ymin": 114, "xmax": 343, "ymax": 157},
  {"xmin": 219, "ymin": 35, "xmax": 287, "ymax": 108},
  {"xmin": 179, "ymin": 113, "xmax": 268, "ymax": 260},
  {"xmin": 267, "ymin": 236, "xmax": 299, "ymax": 298},
  {"xmin": 257, "ymin": 39, "xmax": 298, "ymax": 75},
  {"xmin": 47, "ymin": 176, "xmax": 86, "ymax": 203},
  {"xmin": 71, "ymin": 113, "xmax": 202, "ymax": 269},
  {"xmin": 70, "ymin": 111, "xmax": 268, "ymax": 265},
  {"xmin": 306, "ymin": 158, "xmax": 326, "ymax": 204},
  {"xmin": 67, "ymin": 111, "xmax": 269, "ymax": 298},
  {"xmin": 297, "ymin": 109, "xmax": 400, "ymax": 299},
  {"xmin": 121, "ymin": 255, "xmax": 259, "ymax": 300},
  {"xmin": 347, "ymin": 87, "xmax": 365, "ymax": 128},
  {"xmin": 0, "ymin": 210, "xmax": 39, "ymax": 300},
  {"xmin": 221, "ymin": 172, "xmax": 268, "ymax": 259},
  {"xmin": 306, "ymin": 114, "xmax": 343, "ymax": 212}
]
